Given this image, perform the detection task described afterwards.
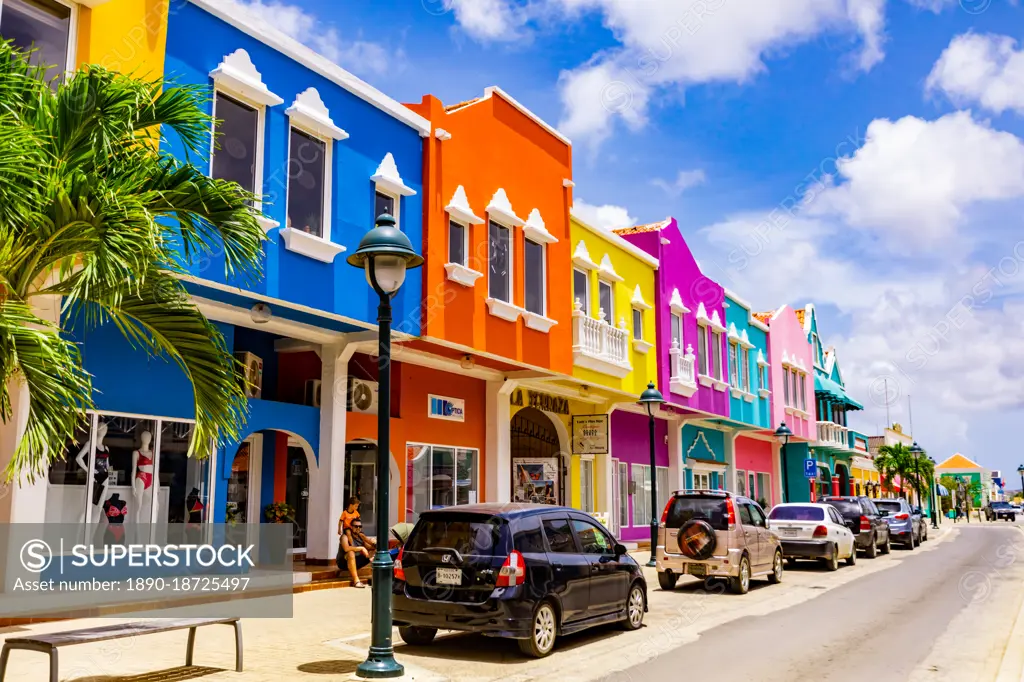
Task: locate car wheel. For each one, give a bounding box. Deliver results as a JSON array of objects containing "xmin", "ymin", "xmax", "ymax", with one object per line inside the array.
[
  {"xmin": 881, "ymin": 534, "xmax": 891, "ymax": 555},
  {"xmin": 865, "ymin": 535, "xmax": 878, "ymax": 559},
  {"xmin": 398, "ymin": 626, "xmax": 437, "ymax": 646},
  {"xmin": 621, "ymin": 583, "xmax": 645, "ymax": 631},
  {"xmin": 518, "ymin": 601, "xmax": 558, "ymax": 658},
  {"xmin": 823, "ymin": 544, "xmax": 839, "ymax": 571},
  {"xmin": 657, "ymin": 571, "xmax": 678, "ymax": 591},
  {"xmin": 767, "ymin": 550, "xmax": 783, "ymax": 584},
  {"xmin": 729, "ymin": 556, "xmax": 751, "ymax": 595},
  {"xmin": 845, "ymin": 545, "xmax": 857, "ymax": 566},
  {"xmin": 907, "ymin": 532, "xmax": 916, "ymax": 550},
  {"xmin": 922, "ymin": 527, "xmax": 928, "ymax": 542}
]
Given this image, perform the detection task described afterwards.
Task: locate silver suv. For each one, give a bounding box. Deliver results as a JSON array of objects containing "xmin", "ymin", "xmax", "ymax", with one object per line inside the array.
[{"xmin": 656, "ymin": 490, "xmax": 783, "ymax": 595}]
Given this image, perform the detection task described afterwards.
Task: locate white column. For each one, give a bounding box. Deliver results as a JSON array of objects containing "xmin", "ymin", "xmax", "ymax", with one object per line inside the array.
[
  {"xmin": 306, "ymin": 341, "xmax": 356, "ymax": 562},
  {"xmin": 596, "ymin": 404, "xmax": 615, "ymax": 521},
  {"xmin": 0, "ymin": 379, "xmax": 47, "ymax": 524},
  {"xmin": 725, "ymin": 431, "xmax": 738, "ymax": 493},
  {"xmin": 667, "ymin": 415, "xmax": 684, "ymax": 493},
  {"xmin": 771, "ymin": 441, "xmax": 783, "ymax": 505},
  {"xmin": 486, "ymin": 380, "xmax": 516, "ymax": 503}
]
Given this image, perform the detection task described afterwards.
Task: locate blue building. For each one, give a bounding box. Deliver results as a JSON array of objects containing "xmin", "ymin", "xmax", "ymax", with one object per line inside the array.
[{"xmin": 36, "ymin": 0, "xmax": 433, "ymax": 564}]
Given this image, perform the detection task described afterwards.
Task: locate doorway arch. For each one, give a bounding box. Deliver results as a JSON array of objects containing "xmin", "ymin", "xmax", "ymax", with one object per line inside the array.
[
  {"xmin": 836, "ymin": 462, "xmax": 850, "ymax": 497},
  {"xmin": 510, "ymin": 407, "xmax": 565, "ymax": 505},
  {"xmin": 343, "ymin": 438, "xmax": 400, "ymax": 532}
]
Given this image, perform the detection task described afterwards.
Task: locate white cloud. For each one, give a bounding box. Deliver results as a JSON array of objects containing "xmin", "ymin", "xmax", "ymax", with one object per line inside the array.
[
  {"xmin": 806, "ymin": 111, "xmax": 1024, "ymax": 245},
  {"xmin": 927, "ymin": 33, "xmax": 1024, "ymax": 116},
  {"xmin": 652, "ymin": 168, "xmax": 707, "ymax": 197},
  {"xmin": 447, "ymin": 0, "xmax": 528, "ymax": 42},
  {"xmin": 221, "ymin": 0, "xmax": 396, "ymax": 76},
  {"xmin": 572, "ymin": 198, "xmax": 636, "ymax": 231}
]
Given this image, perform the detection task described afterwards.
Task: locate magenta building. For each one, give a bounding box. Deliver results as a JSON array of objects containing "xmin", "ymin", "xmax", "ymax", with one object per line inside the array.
[{"xmin": 609, "ymin": 410, "xmax": 670, "ymax": 542}]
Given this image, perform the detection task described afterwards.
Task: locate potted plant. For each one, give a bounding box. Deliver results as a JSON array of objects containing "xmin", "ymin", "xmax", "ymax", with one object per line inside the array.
[{"xmin": 264, "ymin": 501, "xmax": 295, "ymax": 524}]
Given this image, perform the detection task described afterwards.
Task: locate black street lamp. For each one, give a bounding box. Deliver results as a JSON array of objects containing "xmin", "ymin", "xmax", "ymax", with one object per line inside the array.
[
  {"xmin": 909, "ymin": 441, "xmax": 924, "ymax": 510},
  {"xmin": 929, "ymin": 456, "xmax": 939, "ymax": 529},
  {"xmin": 638, "ymin": 382, "xmax": 665, "ymax": 568},
  {"xmin": 1017, "ymin": 464, "xmax": 1024, "ymax": 503},
  {"xmin": 773, "ymin": 422, "xmax": 793, "ymax": 503},
  {"xmin": 346, "ymin": 214, "xmax": 423, "ymax": 679}
]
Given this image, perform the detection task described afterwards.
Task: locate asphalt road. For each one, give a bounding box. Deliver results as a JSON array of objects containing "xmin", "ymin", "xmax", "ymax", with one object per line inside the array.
[{"xmin": 604, "ymin": 523, "xmax": 1024, "ymax": 682}]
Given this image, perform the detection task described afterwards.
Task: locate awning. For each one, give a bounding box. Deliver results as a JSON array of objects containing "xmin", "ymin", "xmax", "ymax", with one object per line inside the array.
[
  {"xmin": 814, "ymin": 374, "xmax": 865, "ymax": 410},
  {"xmin": 937, "ymin": 484, "xmax": 950, "ymax": 496}
]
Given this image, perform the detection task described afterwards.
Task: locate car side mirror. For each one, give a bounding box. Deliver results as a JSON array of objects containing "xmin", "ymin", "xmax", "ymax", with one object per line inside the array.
[{"xmin": 614, "ymin": 543, "xmax": 628, "ymax": 557}]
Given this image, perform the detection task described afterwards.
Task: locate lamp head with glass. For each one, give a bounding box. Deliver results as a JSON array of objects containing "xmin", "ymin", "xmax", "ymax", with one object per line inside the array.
[{"xmin": 346, "ymin": 214, "xmax": 424, "ymax": 297}]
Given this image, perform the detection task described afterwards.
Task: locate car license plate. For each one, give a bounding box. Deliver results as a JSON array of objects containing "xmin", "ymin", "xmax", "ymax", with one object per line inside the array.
[
  {"xmin": 782, "ymin": 528, "xmax": 798, "ymax": 537},
  {"xmin": 435, "ymin": 568, "xmax": 462, "ymax": 586},
  {"xmin": 688, "ymin": 564, "xmax": 707, "ymax": 577}
]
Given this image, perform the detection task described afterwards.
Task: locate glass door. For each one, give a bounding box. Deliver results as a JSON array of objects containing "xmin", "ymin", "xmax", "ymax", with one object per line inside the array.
[
  {"xmin": 286, "ymin": 445, "xmax": 309, "ymax": 550},
  {"xmin": 345, "ymin": 443, "xmax": 377, "ymax": 531}
]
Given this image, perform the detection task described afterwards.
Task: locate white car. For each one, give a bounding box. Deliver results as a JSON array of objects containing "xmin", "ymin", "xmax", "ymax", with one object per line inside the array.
[{"xmin": 767, "ymin": 503, "xmax": 857, "ymax": 571}]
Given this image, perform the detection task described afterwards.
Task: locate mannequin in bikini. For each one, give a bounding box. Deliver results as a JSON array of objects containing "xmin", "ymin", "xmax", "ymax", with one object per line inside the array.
[
  {"xmin": 76, "ymin": 421, "xmax": 110, "ymax": 515},
  {"xmin": 131, "ymin": 430, "xmax": 155, "ymax": 508}
]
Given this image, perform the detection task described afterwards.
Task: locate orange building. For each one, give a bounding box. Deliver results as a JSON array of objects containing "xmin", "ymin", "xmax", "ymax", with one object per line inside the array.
[{"xmin": 397, "ymin": 87, "xmax": 594, "ymax": 510}]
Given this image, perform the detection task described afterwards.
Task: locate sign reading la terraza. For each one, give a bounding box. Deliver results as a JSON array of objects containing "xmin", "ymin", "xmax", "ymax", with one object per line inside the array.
[
  {"xmin": 572, "ymin": 415, "xmax": 609, "ymax": 455},
  {"xmin": 511, "ymin": 389, "xmax": 570, "ymax": 415}
]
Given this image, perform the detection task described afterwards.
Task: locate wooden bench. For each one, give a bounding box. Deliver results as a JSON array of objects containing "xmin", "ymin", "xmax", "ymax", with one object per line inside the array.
[{"xmin": 0, "ymin": 617, "xmax": 242, "ymax": 682}]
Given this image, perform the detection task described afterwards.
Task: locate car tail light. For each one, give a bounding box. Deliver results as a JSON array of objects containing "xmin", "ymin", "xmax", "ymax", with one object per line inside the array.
[
  {"xmin": 725, "ymin": 497, "xmax": 737, "ymax": 527},
  {"xmin": 661, "ymin": 498, "xmax": 673, "ymax": 524},
  {"xmin": 393, "ymin": 546, "xmax": 405, "ymax": 581},
  {"xmin": 859, "ymin": 515, "xmax": 871, "ymax": 531},
  {"xmin": 496, "ymin": 550, "xmax": 525, "ymax": 587},
  {"xmin": 813, "ymin": 525, "xmax": 828, "ymax": 538},
  {"xmin": 895, "ymin": 513, "xmax": 909, "ymax": 520}
]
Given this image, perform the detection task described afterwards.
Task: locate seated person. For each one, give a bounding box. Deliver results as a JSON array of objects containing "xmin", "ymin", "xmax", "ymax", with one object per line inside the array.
[{"xmin": 338, "ymin": 521, "xmax": 373, "ymax": 588}]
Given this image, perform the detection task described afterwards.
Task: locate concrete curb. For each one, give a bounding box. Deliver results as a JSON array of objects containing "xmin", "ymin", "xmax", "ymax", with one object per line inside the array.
[{"xmin": 994, "ymin": 526, "xmax": 1024, "ymax": 682}]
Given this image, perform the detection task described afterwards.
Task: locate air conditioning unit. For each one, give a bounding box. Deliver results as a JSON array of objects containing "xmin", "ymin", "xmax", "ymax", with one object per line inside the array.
[
  {"xmin": 348, "ymin": 378, "xmax": 379, "ymax": 415},
  {"xmin": 234, "ymin": 351, "xmax": 263, "ymax": 399},
  {"xmin": 304, "ymin": 379, "xmax": 322, "ymax": 408}
]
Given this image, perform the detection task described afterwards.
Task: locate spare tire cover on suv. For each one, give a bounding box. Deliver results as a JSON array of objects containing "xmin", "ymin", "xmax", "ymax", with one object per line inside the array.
[{"xmin": 677, "ymin": 519, "xmax": 717, "ymax": 560}]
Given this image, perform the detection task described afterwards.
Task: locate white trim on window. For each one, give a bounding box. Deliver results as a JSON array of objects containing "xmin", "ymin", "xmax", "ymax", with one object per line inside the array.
[
  {"xmin": 572, "ymin": 241, "xmax": 598, "ymax": 270},
  {"xmin": 669, "ymin": 288, "xmax": 690, "ymax": 314},
  {"xmin": 573, "ymin": 267, "xmax": 590, "ymax": 315},
  {"xmin": 445, "ymin": 185, "xmax": 484, "ymax": 225},
  {"xmin": 285, "ymin": 87, "xmax": 348, "ymax": 141},
  {"xmin": 523, "ymin": 208, "xmax": 558, "ymax": 244},
  {"xmin": 209, "ymin": 88, "xmax": 275, "ymax": 232},
  {"xmin": 371, "ymin": 152, "xmax": 416, "ymax": 198},
  {"xmin": 486, "ymin": 188, "xmax": 525, "ymax": 227},
  {"xmin": 209, "ymin": 49, "xmax": 284, "ymax": 108},
  {"xmin": 598, "ymin": 254, "xmax": 624, "ymax": 283},
  {"xmin": 282, "ymin": 113, "xmax": 344, "ymax": 261},
  {"xmin": 597, "ymin": 278, "xmax": 615, "ymax": 323},
  {"xmin": 523, "ymin": 235, "xmax": 554, "ymax": 332}
]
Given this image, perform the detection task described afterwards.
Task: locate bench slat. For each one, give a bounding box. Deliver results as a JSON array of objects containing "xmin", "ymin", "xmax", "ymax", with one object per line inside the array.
[{"xmin": 5, "ymin": 618, "xmax": 238, "ymax": 647}]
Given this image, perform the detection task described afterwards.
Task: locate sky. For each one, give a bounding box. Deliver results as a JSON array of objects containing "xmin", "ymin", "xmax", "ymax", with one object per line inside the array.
[{"xmin": 224, "ymin": 0, "xmax": 1024, "ymax": 481}]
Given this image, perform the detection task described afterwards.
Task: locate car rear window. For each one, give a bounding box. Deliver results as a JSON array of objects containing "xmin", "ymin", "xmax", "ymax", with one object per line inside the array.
[
  {"xmin": 874, "ymin": 500, "xmax": 903, "ymax": 514},
  {"xmin": 992, "ymin": 502, "xmax": 1011, "ymax": 509},
  {"xmin": 665, "ymin": 495, "xmax": 730, "ymax": 531},
  {"xmin": 824, "ymin": 499, "xmax": 861, "ymax": 516},
  {"xmin": 406, "ymin": 514, "xmax": 505, "ymax": 556},
  {"xmin": 768, "ymin": 506, "xmax": 824, "ymax": 521}
]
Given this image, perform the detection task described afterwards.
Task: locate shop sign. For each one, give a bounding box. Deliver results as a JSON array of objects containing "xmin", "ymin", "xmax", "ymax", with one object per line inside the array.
[
  {"xmin": 428, "ymin": 395, "xmax": 465, "ymax": 422},
  {"xmin": 513, "ymin": 457, "xmax": 559, "ymax": 505},
  {"xmin": 572, "ymin": 415, "xmax": 609, "ymax": 455},
  {"xmin": 511, "ymin": 389, "xmax": 570, "ymax": 415}
]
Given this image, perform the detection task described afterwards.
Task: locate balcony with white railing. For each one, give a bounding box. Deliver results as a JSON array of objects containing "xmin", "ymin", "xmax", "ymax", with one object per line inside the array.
[
  {"xmin": 572, "ymin": 300, "xmax": 632, "ymax": 378},
  {"xmin": 669, "ymin": 340, "xmax": 698, "ymax": 397},
  {"xmin": 817, "ymin": 421, "xmax": 850, "ymax": 450}
]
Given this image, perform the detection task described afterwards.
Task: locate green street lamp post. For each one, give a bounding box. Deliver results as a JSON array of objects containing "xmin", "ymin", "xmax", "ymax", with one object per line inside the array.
[
  {"xmin": 909, "ymin": 441, "xmax": 924, "ymax": 511},
  {"xmin": 1017, "ymin": 464, "xmax": 1024, "ymax": 503},
  {"xmin": 346, "ymin": 214, "xmax": 423, "ymax": 679},
  {"xmin": 773, "ymin": 422, "xmax": 793, "ymax": 503},
  {"xmin": 929, "ymin": 456, "xmax": 939, "ymax": 529},
  {"xmin": 638, "ymin": 382, "xmax": 665, "ymax": 568}
]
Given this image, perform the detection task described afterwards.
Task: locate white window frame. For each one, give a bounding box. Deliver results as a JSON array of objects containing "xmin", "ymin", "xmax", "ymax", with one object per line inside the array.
[
  {"xmin": 693, "ymin": 471, "xmax": 711, "ymax": 490},
  {"xmin": 736, "ymin": 469, "xmax": 747, "ymax": 496},
  {"xmin": 488, "ymin": 218, "xmax": 514, "ymax": 304},
  {"xmin": 406, "ymin": 442, "xmax": 481, "ymax": 520},
  {"xmin": 798, "ymin": 371, "xmax": 807, "ymax": 411},
  {"xmin": 523, "ymin": 236, "xmax": 547, "ymax": 317},
  {"xmin": 670, "ymin": 312, "xmax": 683, "ymax": 350},
  {"xmin": 631, "ymin": 463, "xmax": 651, "ymax": 527},
  {"xmin": 210, "ymin": 90, "xmax": 267, "ymax": 214},
  {"xmin": 758, "ymin": 364, "xmax": 768, "ymax": 392},
  {"xmin": 741, "ymin": 347, "xmax": 750, "ymax": 392},
  {"xmin": 573, "ymin": 267, "xmax": 590, "ymax": 315},
  {"xmin": 579, "ymin": 456, "xmax": 595, "ymax": 513},
  {"xmin": 448, "ymin": 217, "xmax": 469, "ymax": 267},
  {"xmin": 728, "ymin": 341, "xmax": 739, "ymax": 387},
  {"xmin": 285, "ymin": 123, "xmax": 333, "ymax": 240},
  {"xmin": 632, "ymin": 307, "xmax": 644, "ymax": 341},
  {"xmin": 617, "ymin": 461, "xmax": 629, "ymax": 528},
  {"xmin": 374, "ymin": 187, "xmax": 401, "ymax": 228},
  {"xmin": 2, "ymin": 0, "xmax": 79, "ymax": 81},
  {"xmin": 697, "ymin": 322, "xmax": 710, "ymax": 377},
  {"xmin": 656, "ymin": 466, "xmax": 669, "ymax": 521},
  {"xmin": 711, "ymin": 330, "xmax": 724, "ymax": 380},
  {"xmin": 598, "ymin": 278, "xmax": 615, "ymax": 323}
]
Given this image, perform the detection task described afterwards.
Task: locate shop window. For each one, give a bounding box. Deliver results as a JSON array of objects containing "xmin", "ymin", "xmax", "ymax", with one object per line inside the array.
[
  {"xmin": 212, "ymin": 92, "xmax": 261, "ymax": 196},
  {"xmin": 573, "ymin": 268, "xmax": 590, "ymax": 315},
  {"xmin": 524, "ymin": 238, "xmax": 545, "ymax": 316},
  {"xmin": 693, "ymin": 471, "xmax": 710, "ymax": 490},
  {"xmin": 406, "ymin": 443, "xmax": 479, "ymax": 524},
  {"xmin": 656, "ymin": 466, "xmax": 669, "ymax": 519},
  {"xmin": 45, "ymin": 412, "xmax": 211, "ymax": 534},
  {"xmin": 286, "ymin": 127, "xmax": 328, "ymax": 237},
  {"xmin": 0, "ymin": 0, "xmax": 73, "ymax": 84},
  {"xmin": 729, "ymin": 342, "xmax": 739, "ymax": 387},
  {"xmin": 736, "ymin": 469, "xmax": 747, "ymax": 496},
  {"xmin": 598, "ymin": 279, "xmax": 614, "ymax": 321},
  {"xmin": 631, "ymin": 464, "xmax": 650, "ymax": 527},
  {"xmin": 448, "ymin": 219, "xmax": 467, "ymax": 266},
  {"xmin": 579, "ymin": 458, "xmax": 594, "ymax": 513},
  {"xmin": 617, "ymin": 461, "xmax": 628, "ymax": 529},
  {"xmin": 488, "ymin": 220, "xmax": 511, "ymax": 302}
]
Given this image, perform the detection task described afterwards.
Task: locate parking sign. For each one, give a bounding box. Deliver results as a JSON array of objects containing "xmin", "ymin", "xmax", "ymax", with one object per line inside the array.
[{"xmin": 804, "ymin": 459, "xmax": 818, "ymax": 479}]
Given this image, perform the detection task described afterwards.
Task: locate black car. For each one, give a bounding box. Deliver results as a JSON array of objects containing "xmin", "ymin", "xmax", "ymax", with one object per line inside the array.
[
  {"xmin": 392, "ymin": 503, "xmax": 648, "ymax": 658},
  {"xmin": 985, "ymin": 501, "xmax": 1017, "ymax": 522},
  {"xmin": 821, "ymin": 496, "xmax": 891, "ymax": 558}
]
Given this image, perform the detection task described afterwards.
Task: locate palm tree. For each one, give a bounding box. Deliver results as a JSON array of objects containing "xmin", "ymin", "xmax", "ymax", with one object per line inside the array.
[
  {"xmin": 876, "ymin": 443, "xmax": 916, "ymax": 499},
  {"xmin": 873, "ymin": 448, "xmax": 898, "ymax": 498},
  {"xmin": 0, "ymin": 41, "xmax": 265, "ymax": 479}
]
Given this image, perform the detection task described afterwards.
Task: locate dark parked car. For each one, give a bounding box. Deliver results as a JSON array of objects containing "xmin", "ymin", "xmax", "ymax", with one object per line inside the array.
[
  {"xmin": 873, "ymin": 498, "xmax": 926, "ymax": 549},
  {"xmin": 392, "ymin": 504, "xmax": 647, "ymax": 658},
  {"xmin": 821, "ymin": 496, "xmax": 891, "ymax": 558},
  {"xmin": 984, "ymin": 501, "xmax": 1017, "ymax": 522}
]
